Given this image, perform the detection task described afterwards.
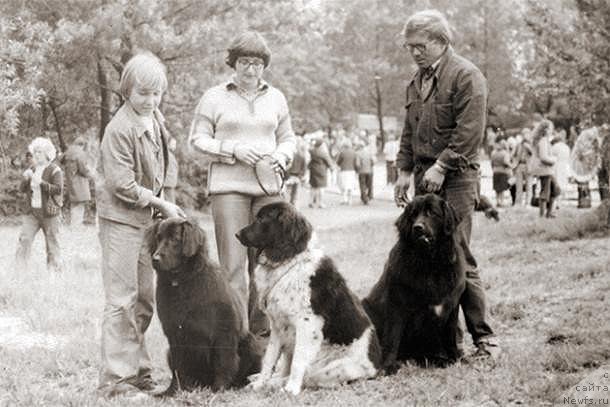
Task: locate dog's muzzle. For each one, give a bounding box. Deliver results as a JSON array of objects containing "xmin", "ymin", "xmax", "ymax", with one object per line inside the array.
[{"xmin": 412, "ymin": 223, "xmax": 433, "ymax": 246}]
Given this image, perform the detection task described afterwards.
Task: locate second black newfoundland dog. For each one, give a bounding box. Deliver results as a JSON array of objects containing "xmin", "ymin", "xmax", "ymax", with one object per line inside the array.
[
  {"xmin": 363, "ymin": 193, "xmax": 466, "ymax": 372},
  {"xmin": 148, "ymin": 218, "xmax": 262, "ymax": 396}
]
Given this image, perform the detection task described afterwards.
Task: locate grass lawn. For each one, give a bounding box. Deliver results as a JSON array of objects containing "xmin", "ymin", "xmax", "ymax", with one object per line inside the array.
[{"xmin": 0, "ymin": 200, "xmax": 608, "ymax": 406}]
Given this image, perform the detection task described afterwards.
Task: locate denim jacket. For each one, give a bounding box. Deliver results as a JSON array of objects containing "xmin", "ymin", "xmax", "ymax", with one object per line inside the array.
[
  {"xmin": 96, "ymin": 104, "xmax": 168, "ymax": 228},
  {"xmin": 396, "ymin": 47, "xmax": 488, "ymax": 173}
]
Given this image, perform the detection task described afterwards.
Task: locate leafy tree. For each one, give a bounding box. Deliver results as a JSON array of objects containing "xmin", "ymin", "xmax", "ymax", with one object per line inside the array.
[{"xmin": 524, "ymin": 0, "xmax": 610, "ymax": 126}]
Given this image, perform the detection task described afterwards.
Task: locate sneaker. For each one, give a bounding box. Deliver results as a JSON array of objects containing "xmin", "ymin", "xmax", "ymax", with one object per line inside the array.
[
  {"xmin": 133, "ymin": 375, "xmax": 160, "ymax": 392},
  {"xmin": 101, "ymin": 383, "xmax": 150, "ymax": 401},
  {"xmin": 473, "ymin": 339, "xmax": 501, "ymax": 360}
]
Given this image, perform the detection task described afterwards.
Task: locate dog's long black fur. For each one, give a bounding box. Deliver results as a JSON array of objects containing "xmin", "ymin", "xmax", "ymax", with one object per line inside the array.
[
  {"xmin": 362, "ymin": 194, "xmax": 466, "ymax": 372},
  {"xmin": 148, "ymin": 218, "xmax": 262, "ymax": 396}
]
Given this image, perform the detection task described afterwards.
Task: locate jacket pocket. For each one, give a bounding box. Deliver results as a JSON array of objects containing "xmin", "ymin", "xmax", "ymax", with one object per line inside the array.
[{"xmin": 434, "ymin": 103, "xmax": 454, "ymax": 130}]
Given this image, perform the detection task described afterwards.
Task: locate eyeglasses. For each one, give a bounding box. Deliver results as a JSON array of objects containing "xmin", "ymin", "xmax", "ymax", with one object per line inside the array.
[
  {"xmin": 236, "ymin": 58, "xmax": 264, "ymax": 69},
  {"xmin": 403, "ymin": 42, "xmax": 428, "ymax": 53}
]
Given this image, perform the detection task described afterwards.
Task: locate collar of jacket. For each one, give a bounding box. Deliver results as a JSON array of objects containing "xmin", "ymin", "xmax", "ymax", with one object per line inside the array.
[
  {"xmin": 409, "ymin": 45, "xmax": 454, "ymax": 87},
  {"xmin": 120, "ymin": 103, "xmax": 166, "ymax": 139}
]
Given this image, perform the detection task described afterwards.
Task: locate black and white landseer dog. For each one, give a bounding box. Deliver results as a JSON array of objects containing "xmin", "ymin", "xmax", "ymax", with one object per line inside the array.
[
  {"xmin": 236, "ymin": 202, "xmax": 381, "ymax": 395},
  {"xmin": 362, "ymin": 193, "xmax": 466, "ymax": 372},
  {"xmin": 148, "ymin": 218, "xmax": 262, "ymax": 396}
]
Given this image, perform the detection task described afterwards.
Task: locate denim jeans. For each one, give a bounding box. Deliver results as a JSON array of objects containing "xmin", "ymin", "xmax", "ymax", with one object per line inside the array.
[
  {"xmin": 98, "ymin": 218, "xmax": 154, "ymax": 391},
  {"xmin": 15, "ymin": 209, "xmax": 62, "ymax": 272},
  {"xmin": 210, "ymin": 193, "xmax": 284, "ymax": 331},
  {"xmin": 414, "ymin": 165, "xmax": 494, "ymax": 344}
]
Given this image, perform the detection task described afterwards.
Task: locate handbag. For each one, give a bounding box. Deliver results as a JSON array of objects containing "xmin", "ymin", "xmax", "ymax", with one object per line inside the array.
[{"xmin": 254, "ymin": 155, "xmax": 286, "ymax": 196}]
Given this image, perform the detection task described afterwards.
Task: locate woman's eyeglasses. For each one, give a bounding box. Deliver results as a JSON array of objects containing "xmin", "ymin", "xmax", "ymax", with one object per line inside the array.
[{"xmin": 236, "ymin": 58, "xmax": 264, "ymax": 69}]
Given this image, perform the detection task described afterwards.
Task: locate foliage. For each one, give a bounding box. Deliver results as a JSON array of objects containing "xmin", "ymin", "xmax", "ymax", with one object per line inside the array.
[
  {"xmin": 1, "ymin": 0, "xmax": 609, "ymax": 213},
  {"xmin": 524, "ymin": 0, "xmax": 610, "ymax": 125},
  {"xmin": 0, "ymin": 168, "xmax": 28, "ymax": 221}
]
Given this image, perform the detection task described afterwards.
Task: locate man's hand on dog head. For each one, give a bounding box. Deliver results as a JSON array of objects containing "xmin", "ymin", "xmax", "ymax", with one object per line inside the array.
[
  {"xmin": 394, "ymin": 170, "xmax": 412, "ymax": 207},
  {"xmin": 422, "ymin": 163, "xmax": 446, "ymax": 193}
]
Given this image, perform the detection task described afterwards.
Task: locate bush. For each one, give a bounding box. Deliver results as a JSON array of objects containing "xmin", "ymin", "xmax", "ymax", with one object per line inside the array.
[{"xmin": 0, "ymin": 168, "xmax": 28, "ymax": 222}]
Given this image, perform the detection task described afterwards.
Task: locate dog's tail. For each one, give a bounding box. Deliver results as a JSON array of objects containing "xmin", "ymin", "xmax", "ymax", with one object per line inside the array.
[{"xmin": 234, "ymin": 332, "xmax": 264, "ymax": 387}]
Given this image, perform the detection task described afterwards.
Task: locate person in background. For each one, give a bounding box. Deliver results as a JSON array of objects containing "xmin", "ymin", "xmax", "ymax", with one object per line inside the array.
[
  {"xmin": 188, "ymin": 31, "xmax": 295, "ymax": 334},
  {"xmin": 61, "ymin": 136, "xmax": 94, "ymax": 227},
  {"xmin": 484, "ymin": 126, "xmax": 497, "ymax": 159},
  {"xmin": 512, "ymin": 130, "xmax": 533, "ymax": 206},
  {"xmin": 550, "ymin": 128, "xmax": 572, "ymax": 208},
  {"xmin": 15, "ymin": 137, "xmax": 64, "ymax": 273},
  {"xmin": 96, "ymin": 52, "xmax": 185, "ymax": 399},
  {"xmin": 383, "ymin": 130, "xmax": 400, "ymax": 185},
  {"xmin": 285, "ymin": 137, "xmax": 309, "ymax": 206},
  {"xmin": 163, "ymin": 136, "xmax": 179, "ymax": 204},
  {"xmin": 596, "ymin": 124, "xmax": 609, "ymax": 203},
  {"xmin": 336, "ymin": 138, "xmax": 357, "ymax": 205},
  {"xmin": 530, "ymin": 119, "xmax": 560, "ymax": 218},
  {"xmin": 491, "ymin": 139, "xmax": 513, "ymax": 207},
  {"xmin": 355, "ymin": 140, "xmax": 375, "ymax": 205},
  {"xmin": 394, "ymin": 9, "xmax": 499, "ymax": 358},
  {"xmin": 308, "ymin": 138, "xmax": 334, "ymax": 208}
]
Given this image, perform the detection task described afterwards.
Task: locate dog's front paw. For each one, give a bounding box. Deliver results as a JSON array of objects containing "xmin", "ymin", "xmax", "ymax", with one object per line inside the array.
[
  {"xmin": 267, "ymin": 375, "xmax": 287, "ymax": 389},
  {"xmin": 246, "ymin": 379, "xmax": 266, "ymax": 392},
  {"xmin": 382, "ymin": 360, "xmax": 401, "ymax": 375},
  {"xmin": 283, "ymin": 380, "xmax": 302, "ymax": 396}
]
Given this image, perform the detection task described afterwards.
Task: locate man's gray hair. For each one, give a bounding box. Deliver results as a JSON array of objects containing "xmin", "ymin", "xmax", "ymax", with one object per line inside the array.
[{"xmin": 403, "ymin": 9, "xmax": 453, "ymax": 45}]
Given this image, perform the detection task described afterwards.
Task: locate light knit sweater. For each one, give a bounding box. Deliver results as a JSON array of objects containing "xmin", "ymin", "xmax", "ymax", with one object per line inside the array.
[{"xmin": 189, "ymin": 79, "xmax": 296, "ymax": 195}]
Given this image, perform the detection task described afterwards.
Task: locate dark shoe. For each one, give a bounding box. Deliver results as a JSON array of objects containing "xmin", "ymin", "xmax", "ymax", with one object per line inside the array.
[{"xmin": 473, "ymin": 339, "xmax": 501, "ymax": 360}]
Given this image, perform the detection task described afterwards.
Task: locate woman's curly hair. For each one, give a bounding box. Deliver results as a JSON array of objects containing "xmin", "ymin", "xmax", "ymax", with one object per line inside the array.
[{"xmin": 531, "ymin": 119, "xmax": 554, "ymax": 145}]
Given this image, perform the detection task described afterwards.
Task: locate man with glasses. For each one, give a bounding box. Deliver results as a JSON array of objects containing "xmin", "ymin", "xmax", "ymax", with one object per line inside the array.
[{"xmin": 394, "ymin": 9, "xmax": 500, "ymax": 359}]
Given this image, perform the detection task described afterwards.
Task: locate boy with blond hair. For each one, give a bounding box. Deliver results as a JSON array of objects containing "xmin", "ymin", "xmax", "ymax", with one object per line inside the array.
[{"xmin": 96, "ymin": 52, "xmax": 185, "ymax": 399}]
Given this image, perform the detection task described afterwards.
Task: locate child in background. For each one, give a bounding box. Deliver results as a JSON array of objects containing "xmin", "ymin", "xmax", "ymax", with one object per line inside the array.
[
  {"xmin": 336, "ymin": 139, "xmax": 357, "ymax": 205},
  {"xmin": 96, "ymin": 52, "xmax": 185, "ymax": 399}
]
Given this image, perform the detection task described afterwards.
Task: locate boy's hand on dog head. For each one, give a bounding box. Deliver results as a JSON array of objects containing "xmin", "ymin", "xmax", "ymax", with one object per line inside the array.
[{"xmin": 159, "ymin": 201, "xmax": 186, "ymax": 219}]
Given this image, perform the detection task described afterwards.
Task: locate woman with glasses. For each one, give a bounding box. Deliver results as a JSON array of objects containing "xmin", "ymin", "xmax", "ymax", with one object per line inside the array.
[{"xmin": 188, "ymin": 31, "xmax": 296, "ymax": 334}]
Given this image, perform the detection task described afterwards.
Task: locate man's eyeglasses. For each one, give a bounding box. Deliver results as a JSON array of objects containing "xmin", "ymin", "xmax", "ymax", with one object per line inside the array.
[
  {"xmin": 236, "ymin": 58, "xmax": 265, "ymax": 69},
  {"xmin": 403, "ymin": 42, "xmax": 427, "ymax": 53}
]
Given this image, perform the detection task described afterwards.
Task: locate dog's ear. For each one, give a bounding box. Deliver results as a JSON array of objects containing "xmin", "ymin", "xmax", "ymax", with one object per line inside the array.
[
  {"xmin": 181, "ymin": 219, "xmax": 206, "ymax": 258},
  {"xmin": 267, "ymin": 206, "xmax": 312, "ymax": 261},
  {"xmin": 146, "ymin": 219, "xmax": 163, "ymax": 255},
  {"xmin": 442, "ymin": 200, "xmax": 461, "ymax": 235},
  {"xmin": 395, "ymin": 201, "xmax": 413, "ymax": 235},
  {"xmin": 289, "ymin": 211, "xmax": 312, "ymax": 254}
]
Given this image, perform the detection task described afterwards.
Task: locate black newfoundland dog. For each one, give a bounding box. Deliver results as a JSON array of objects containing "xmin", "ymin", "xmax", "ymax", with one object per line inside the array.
[
  {"xmin": 147, "ymin": 218, "xmax": 262, "ymax": 396},
  {"xmin": 362, "ymin": 193, "xmax": 466, "ymax": 372}
]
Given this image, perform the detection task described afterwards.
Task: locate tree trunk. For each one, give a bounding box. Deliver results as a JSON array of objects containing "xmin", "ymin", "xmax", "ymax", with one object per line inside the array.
[
  {"xmin": 97, "ymin": 53, "xmax": 111, "ymax": 142},
  {"xmin": 48, "ymin": 98, "xmax": 66, "ymax": 152},
  {"xmin": 374, "ymin": 74, "xmax": 385, "ymax": 151}
]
